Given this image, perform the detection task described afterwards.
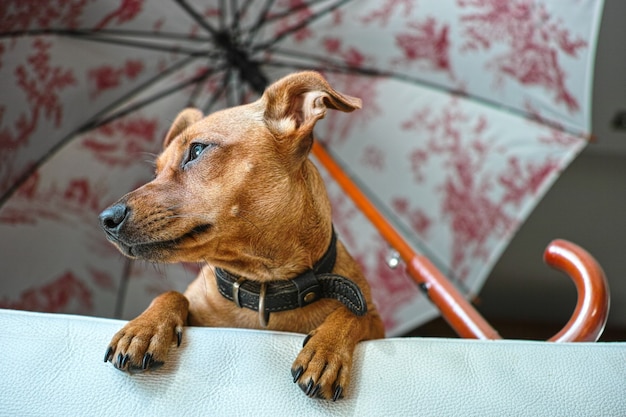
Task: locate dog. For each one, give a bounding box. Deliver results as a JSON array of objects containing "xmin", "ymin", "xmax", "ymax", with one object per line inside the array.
[{"xmin": 99, "ymin": 71, "xmax": 385, "ymax": 401}]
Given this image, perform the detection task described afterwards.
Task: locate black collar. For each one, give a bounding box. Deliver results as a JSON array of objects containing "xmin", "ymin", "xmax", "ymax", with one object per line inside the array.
[{"xmin": 215, "ymin": 227, "xmax": 367, "ymax": 327}]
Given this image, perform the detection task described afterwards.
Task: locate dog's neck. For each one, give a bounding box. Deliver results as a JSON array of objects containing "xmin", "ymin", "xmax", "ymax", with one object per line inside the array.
[
  {"xmin": 212, "ymin": 160, "xmax": 333, "ymax": 282},
  {"xmin": 216, "ymin": 226, "xmax": 337, "ymax": 284}
]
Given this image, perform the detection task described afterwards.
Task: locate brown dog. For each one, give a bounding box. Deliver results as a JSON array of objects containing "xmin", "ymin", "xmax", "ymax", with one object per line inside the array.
[{"xmin": 99, "ymin": 71, "xmax": 384, "ymax": 401}]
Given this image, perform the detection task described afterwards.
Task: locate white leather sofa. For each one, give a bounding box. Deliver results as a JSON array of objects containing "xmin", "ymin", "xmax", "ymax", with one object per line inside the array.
[{"xmin": 2, "ymin": 308, "xmax": 625, "ymax": 416}]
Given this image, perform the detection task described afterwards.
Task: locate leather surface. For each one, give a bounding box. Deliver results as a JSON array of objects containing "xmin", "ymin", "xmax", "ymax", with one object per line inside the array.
[{"xmin": 2, "ymin": 308, "xmax": 625, "ymax": 416}]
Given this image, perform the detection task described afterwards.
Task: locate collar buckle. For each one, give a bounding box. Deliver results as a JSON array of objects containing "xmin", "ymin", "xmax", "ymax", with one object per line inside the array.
[
  {"xmin": 232, "ymin": 276, "xmax": 246, "ymax": 309},
  {"xmin": 258, "ymin": 283, "xmax": 269, "ymax": 327},
  {"xmin": 293, "ymin": 270, "xmax": 322, "ymax": 307}
]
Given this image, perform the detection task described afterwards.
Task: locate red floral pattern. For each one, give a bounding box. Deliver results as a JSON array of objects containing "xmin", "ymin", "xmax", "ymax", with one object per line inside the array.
[
  {"xmin": 0, "ymin": 39, "xmax": 76, "ymax": 191},
  {"xmin": 0, "ymin": 174, "xmax": 107, "ymax": 226},
  {"xmin": 394, "ymin": 18, "xmax": 452, "ymax": 74},
  {"xmin": 273, "ymin": 0, "xmax": 314, "ymax": 42},
  {"xmin": 88, "ymin": 60, "xmax": 144, "ymax": 98},
  {"xmin": 0, "ymin": 272, "xmax": 93, "ymax": 314},
  {"xmin": 459, "ymin": 0, "xmax": 587, "ymax": 113},
  {"xmin": 93, "ymin": 0, "xmax": 144, "ymax": 30},
  {"xmin": 361, "ymin": 0, "xmax": 416, "ymax": 26},
  {"xmin": 392, "ymin": 197, "xmax": 433, "ymax": 238},
  {"xmin": 0, "ymin": 0, "xmax": 90, "ymax": 32}
]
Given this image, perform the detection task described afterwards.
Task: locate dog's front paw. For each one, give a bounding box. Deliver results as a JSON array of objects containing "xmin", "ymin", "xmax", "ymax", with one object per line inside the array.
[
  {"xmin": 104, "ymin": 315, "xmax": 184, "ymax": 373},
  {"xmin": 104, "ymin": 319, "xmax": 183, "ymax": 372},
  {"xmin": 104, "ymin": 291, "xmax": 188, "ymax": 372},
  {"xmin": 291, "ymin": 331, "xmax": 354, "ymax": 401}
]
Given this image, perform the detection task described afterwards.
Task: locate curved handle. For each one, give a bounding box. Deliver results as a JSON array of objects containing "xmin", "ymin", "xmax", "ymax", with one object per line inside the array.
[{"xmin": 546, "ymin": 240, "xmax": 610, "ymax": 342}]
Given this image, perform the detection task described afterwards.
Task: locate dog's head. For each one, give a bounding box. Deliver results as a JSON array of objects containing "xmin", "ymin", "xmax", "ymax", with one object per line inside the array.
[{"xmin": 99, "ymin": 72, "xmax": 360, "ymax": 273}]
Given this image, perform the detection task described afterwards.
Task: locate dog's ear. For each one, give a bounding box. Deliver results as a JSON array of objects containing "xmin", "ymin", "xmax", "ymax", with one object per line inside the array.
[
  {"xmin": 163, "ymin": 108, "xmax": 204, "ymax": 149},
  {"xmin": 262, "ymin": 71, "xmax": 361, "ymax": 157}
]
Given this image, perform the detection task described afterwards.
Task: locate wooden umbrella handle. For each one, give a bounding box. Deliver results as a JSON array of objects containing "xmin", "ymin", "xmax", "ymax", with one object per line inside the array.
[
  {"xmin": 311, "ymin": 141, "xmax": 609, "ymax": 342},
  {"xmin": 546, "ymin": 240, "xmax": 610, "ymax": 342}
]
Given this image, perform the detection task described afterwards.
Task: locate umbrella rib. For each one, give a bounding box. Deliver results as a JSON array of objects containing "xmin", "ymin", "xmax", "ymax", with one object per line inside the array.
[
  {"xmin": 227, "ymin": 70, "xmax": 244, "ymax": 107},
  {"xmin": 259, "ymin": 0, "xmax": 329, "ymax": 24},
  {"xmin": 265, "ymin": 49, "xmax": 578, "ymax": 136},
  {"xmin": 262, "ymin": 47, "xmax": 392, "ymax": 77},
  {"xmin": 86, "ymin": 66, "xmax": 226, "ymax": 132},
  {"xmin": 250, "ymin": 0, "xmax": 351, "ymax": 52},
  {"xmin": 0, "ymin": 55, "xmax": 200, "ymax": 208},
  {"xmin": 94, "ymin": 28, "xmax": 213, "ymax": 42},
  {"xmin": 1, "ymin": 29, "xmax": 209, "ymax": 55},
  {"xmin": 0, "ymin": 28, "xmax": 213, "ymax": 43},
  {"xmin": 78, "ymin": 56, "xmax": 202, "ymax": 131},
  {"xmin": 202, "ymin": 70, "xmax": 231, "ymax": 113},
  {"xmin": 174, "ymin": 0, "xmax": 219, "ymax": 37},
  {"xmin": 80, "ymin": 32, "xmax": 209, "ymax": 55},
  {"xmin": 86, "ymin": 28, "xmax": 213, "ymax": 44},
  {"xmin": 219, "ymin": 0, "xmax": 227, "ymax": 31},
  {"xmin": 235, "ymin": 70, "xmax": 251, "ymax": 104},
  {"xmin": 186, "ymin": 58, "xmax": 219, "ymax": 107},
  {"xmin": 225, "ymin": 68, "xmax": 235, "ymax": 108},
  {"xmin": 233, "ymin": 0, "xmax": 254, "ymax": 33},
  {"xmin": 244, "ymin": 0, "xmax": 276, "ymax": 44},
  {"xmin": 113, "ymin": 258, "xmax": 134, "ymax": 319},
  {"xmin": 263, "ymin": 51, "xmax": 380, "ymax": 74}
]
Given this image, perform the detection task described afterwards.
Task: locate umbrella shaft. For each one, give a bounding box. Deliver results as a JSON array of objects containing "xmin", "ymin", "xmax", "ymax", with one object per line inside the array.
[{"xmin": 311, "ymin": 141, "xmax": 501, "ymax": 340}]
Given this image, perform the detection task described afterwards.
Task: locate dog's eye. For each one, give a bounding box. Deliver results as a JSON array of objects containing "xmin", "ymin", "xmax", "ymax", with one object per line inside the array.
[{"xmin": 187, "ymin": 143, "xmax": 208, "ymax": 163}]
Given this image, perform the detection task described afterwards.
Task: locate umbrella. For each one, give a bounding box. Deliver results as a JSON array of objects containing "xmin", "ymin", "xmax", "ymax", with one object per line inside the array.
[{"xmin": 0, "ymin": 0, "xmax": 608, "ymax": 337}]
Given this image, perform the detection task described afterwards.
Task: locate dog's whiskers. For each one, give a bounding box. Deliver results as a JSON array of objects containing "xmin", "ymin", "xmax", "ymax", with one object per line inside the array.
[
  {"xmin": 162, "ymin": 208, "xmax": 264, "ymax": 237},
  {"xmin": 164, "ymin": 203, "xmax": 185, "ymax": 212},
  {"xmin": 165, "ymin": 213, "xmax": 212, "ymax": 222},
  {"xmin": 141, "ymin": 152, "xmax": 159, "ymax": 167}
]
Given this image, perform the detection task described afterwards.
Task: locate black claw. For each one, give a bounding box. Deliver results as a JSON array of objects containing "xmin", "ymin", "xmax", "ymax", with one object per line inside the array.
[
  {"xmin": 302, "ymin": 334, "xmax": 312, "ymax": 347},
  {"xmin": 116, "ymin": 353, "xmax": 124, "ymax": 368},
  {"xmin": 104, "ymin": 346, "xmax": 114, "ymax": 363},
  {"xmin": 310, "ymin": 384, "xmax": 321, "ymax": 398},
  {"xmin": 142, "ymin": 353, "xmax": 152, "ymax": 370},
  {"xmin": 121, "ymin": 354, "xmax": 130, "ymax": 368},
  {"xmin": 176, "ymin": 330, "xmax": 182, "ymax": 347},
  {"xmin": 305, "ymin": 379, "xmax": 315, "ymax": 396},
  {"xmin": 333, "ymin": 386, "xmax": 343, "ymax": 402},
  {"xmin": 292, "ymin": 366, "xmax": 304, "ymax": 383}
]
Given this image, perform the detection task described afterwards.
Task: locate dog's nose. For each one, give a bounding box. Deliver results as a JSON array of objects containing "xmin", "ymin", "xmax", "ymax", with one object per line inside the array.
[{"xmin": 99, "ymin": 204, "xmax": 129, "ymax": 234}]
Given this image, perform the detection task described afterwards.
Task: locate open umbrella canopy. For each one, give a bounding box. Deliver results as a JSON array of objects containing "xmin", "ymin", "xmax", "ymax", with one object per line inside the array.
[{"xmin": 0, "ymin": 0, "xmax": 604, "ymax": 335}]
